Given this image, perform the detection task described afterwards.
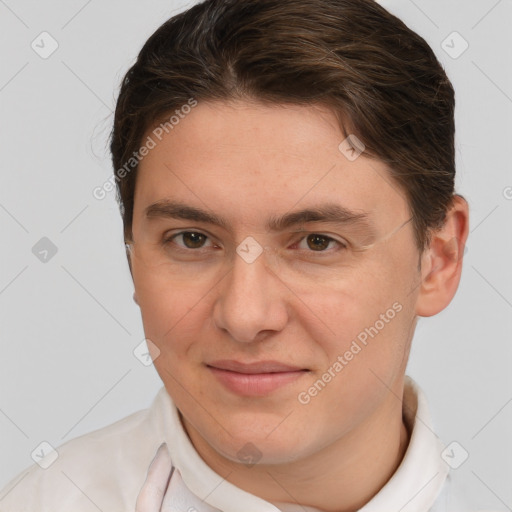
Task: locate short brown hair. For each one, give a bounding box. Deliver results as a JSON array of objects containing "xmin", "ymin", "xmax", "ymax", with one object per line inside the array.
[{"xmin": 110, "ymin": 0, "xmax": 456, "ymax": 251}]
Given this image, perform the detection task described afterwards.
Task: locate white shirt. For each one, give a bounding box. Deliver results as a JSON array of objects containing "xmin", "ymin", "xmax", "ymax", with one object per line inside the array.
[{"xmin": 0, "ymin": 377, "xmax": 478, "ymax": 511}]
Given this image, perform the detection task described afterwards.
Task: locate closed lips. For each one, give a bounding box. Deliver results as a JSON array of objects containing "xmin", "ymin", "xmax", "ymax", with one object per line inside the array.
[{"xmin": 206, "ymin": 360, "xmax": 308, "ymax": 373}]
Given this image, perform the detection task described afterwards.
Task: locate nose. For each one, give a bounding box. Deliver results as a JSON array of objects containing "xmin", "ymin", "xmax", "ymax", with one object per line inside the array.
[{"xmin": 212, "ymin": 248, "xmax": 289, "ymax": 343}]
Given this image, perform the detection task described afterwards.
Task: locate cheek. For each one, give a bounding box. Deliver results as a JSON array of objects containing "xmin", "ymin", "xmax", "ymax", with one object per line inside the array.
[
  {"xmin": 302, "ymin": 257, "xmax": 417, "ymax": 392},
  {"xmin": 297, "ymin": 300, "xmax": 414, "ymax": 440},
  {"xmin": 132, "ymin": 265, "xmax": 209, "ymax": 348},
  {"xmin": 311, "ymin": 289, "xmax": 411, "ymax": 375},
  {"xmin": 306, "ymin": 264, "xmax": 409, "ymax": 343}
]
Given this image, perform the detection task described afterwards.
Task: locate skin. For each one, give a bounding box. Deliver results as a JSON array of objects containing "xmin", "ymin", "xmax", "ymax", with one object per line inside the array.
[{"xmin": 129, "ymin": 99, "xmax": 469, "ymax": 511}]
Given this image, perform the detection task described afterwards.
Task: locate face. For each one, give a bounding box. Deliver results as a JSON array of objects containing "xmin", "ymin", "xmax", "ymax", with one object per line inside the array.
[{"xmin": 130, "ymin": 99, "xmax": 422, "ymax": 465}]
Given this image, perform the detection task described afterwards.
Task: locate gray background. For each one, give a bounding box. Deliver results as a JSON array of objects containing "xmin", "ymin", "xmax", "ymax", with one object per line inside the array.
[{"xmin": 0, "ymin": 0, "xmax": 511, "ymax": 509}]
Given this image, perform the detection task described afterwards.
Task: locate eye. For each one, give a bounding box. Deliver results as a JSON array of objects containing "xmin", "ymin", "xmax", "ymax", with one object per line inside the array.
[
  {"xmin": 295, "ymin": 233, "xmax": 346, "ymax": 252},
  {"xmin": 165, "ymin": 231, "xmax": 213, "ymax": 250},
  {"xmin": 163, "ymin": 231, "xmax": 345, "ymax": 254}
]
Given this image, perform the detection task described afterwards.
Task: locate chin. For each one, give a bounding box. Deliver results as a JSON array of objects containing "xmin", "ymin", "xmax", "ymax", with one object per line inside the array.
[
  {"xmin": 215, "ymin": 436, "xmax": 309, "ymax": 466},
  {"xmin": 199, "ymin": 414, "xmax": 316, "ymax": 466}
]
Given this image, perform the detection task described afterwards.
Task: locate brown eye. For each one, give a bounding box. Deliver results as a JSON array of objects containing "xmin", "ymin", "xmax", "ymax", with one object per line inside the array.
[
  {"xmin": 306, "ymin": 234, "xmax": 331, "ymax": 251},
  {"xmin": 295, "ymin": 233, "xmax": 346, "ymax": 254},
  {"xmin": 181, "ymin": 232, "xmax": 207, "ymax": 249}
]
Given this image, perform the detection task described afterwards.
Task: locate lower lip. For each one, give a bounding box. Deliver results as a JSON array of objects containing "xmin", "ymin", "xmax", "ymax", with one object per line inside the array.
[{"xmin": 208, "ymin": 367, "xmax": 307, "ymax": 396}]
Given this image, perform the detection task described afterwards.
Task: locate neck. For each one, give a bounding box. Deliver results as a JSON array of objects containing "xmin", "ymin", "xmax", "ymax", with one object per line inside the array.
[{"xmin": 184, "ymin": 381, "xmax": 410, "ymax": 512}]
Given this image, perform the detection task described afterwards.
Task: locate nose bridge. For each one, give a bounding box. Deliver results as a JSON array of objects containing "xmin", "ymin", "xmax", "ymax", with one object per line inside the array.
[{"xmin": 213, "ymin": 247, "xmax": 287, "ymax": 342}]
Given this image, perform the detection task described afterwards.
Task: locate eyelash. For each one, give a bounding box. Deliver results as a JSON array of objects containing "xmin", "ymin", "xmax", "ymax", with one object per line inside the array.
[{"xmin": 163, "ymin": 231, "xmax": 347, "ymax": 255}]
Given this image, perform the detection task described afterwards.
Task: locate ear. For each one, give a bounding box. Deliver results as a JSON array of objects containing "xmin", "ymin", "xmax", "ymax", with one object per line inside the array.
[
  {"xmin": 125, "ymin": 242, "xmax": 139, "ymax": 306},
  {"xmin": 415, "ymin": 195, "xmax": 469, "ymax": 317}
]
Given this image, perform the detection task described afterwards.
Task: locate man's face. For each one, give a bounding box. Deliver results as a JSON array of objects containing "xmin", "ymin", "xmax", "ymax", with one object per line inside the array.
[{"xmin": 130, "ymin": 100, "xmax": 421, "ymax": 465}]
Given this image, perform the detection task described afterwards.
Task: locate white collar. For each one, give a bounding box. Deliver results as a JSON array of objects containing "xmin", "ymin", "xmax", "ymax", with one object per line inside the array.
[{"xmin": 147, "ymin": 376, "xmax": 449, "ymax": 511}]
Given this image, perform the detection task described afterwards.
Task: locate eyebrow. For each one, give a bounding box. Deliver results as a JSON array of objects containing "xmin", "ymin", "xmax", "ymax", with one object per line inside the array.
[{"xmin": 144, "ymin": 200, "xmax": 374, "ymax": 233}]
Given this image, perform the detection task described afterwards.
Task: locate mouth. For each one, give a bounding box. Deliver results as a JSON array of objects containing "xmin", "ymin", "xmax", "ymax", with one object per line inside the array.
[{"xmin": 206, "ymin": 360, "xmax": 309, "ymax": 396}]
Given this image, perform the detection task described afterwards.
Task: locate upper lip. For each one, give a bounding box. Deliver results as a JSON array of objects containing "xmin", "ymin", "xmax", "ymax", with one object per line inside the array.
[{"xmin": 207, "ymin": 360, "xmax": 306, "ymax": 374}]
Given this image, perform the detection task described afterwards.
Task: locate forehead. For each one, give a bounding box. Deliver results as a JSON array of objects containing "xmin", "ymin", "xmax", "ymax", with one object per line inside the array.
[{"xmin": 133, "ymin": 100, "xmax": 410, "ymax": 231}]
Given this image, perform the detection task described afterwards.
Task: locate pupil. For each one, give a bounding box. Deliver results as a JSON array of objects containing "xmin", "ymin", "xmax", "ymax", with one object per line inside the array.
[
  {"xmin": 183, "ymin": 232, "xmax": 205, "ymax": 248},
  {"xmin": 307, "ymin": 234, "xmax": 328, "ymax": 251}
]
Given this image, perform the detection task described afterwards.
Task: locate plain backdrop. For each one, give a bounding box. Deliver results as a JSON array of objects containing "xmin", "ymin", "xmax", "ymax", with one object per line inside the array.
[{"xmin": 0, "ymin": 0, "xmax": 511, "ymax": 509}]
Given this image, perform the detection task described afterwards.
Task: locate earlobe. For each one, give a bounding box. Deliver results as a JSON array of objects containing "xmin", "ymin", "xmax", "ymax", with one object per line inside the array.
[
  {"xmin": 133, "ymin": 292, "xmax": 139, "ymax": 306},
  {"xmin": 415, "ymin": 195, "xmax": 469, "ymax": 317}
]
